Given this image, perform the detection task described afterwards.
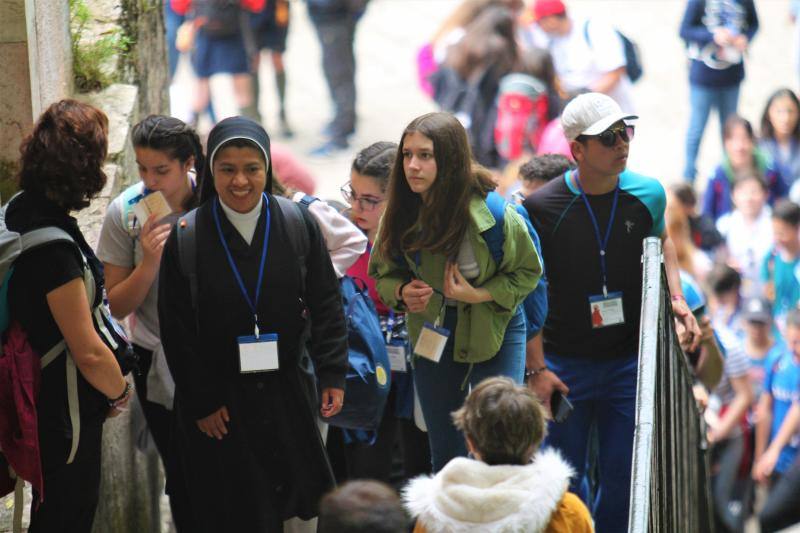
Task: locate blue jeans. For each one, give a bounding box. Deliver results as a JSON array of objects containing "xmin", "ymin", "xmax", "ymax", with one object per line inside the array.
[
  {"xmin": 414, "ymin": 306, "xmax": 526, "ymax": 472},
  {"xmin": 684, "ymin": 83, "xmax": 740, "ymax": 181},
  {"xmin": 164, "ymin": 2, "xmax": 185, "ymax": 80},
  {"xmin": 544, "ymin": 353, "xmax": 638, "ymax": 533}
]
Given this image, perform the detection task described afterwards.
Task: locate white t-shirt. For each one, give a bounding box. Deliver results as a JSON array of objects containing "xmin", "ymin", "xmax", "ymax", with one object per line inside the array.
[
  {"xmin": 290, "ymin": 192, "xmax": 367, "ymax": 278},
  {"xmin": 526, "ymin": 17, "xmax": 635, "ymax": 113},
  {"xmin": 716, "ymin": 207, "xmax": 774, "ymax": 298}
]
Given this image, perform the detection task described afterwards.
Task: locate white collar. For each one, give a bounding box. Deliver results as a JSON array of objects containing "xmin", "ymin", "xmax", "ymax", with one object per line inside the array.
[
  {"xmin": 219, "ymin": 196, "xmax": 263, "ymax": 244},
  {"xmin": 403, "ymin": 447, "xmax": 575, "ymax": 533}
]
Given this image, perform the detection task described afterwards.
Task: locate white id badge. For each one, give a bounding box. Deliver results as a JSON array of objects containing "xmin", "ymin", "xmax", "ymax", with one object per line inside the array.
[
  {"xmin": 387, "ymin": 342, "xmax": 408, "ymax": 372},
  {"xmin": 589, "ymin": 292, "xmax": 625, "ymax": 329},
  {"xmin": 414, "ymin": 322, "xmax": 450, "ymax": 363},
  {"xmin": 237, "ymin": 333, "xmax": 279, "ymax": 373}
]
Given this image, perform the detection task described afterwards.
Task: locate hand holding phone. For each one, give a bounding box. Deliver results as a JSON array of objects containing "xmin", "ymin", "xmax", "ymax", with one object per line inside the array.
[{"xmin": 550, "ymin": 391, "xmax": 573, "ymax": 423}]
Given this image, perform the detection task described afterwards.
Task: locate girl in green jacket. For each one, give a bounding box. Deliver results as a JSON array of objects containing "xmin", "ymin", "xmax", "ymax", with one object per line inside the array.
[{"xmin": 369, "ymin": 112, "xmax": 542, "ymax": 471}]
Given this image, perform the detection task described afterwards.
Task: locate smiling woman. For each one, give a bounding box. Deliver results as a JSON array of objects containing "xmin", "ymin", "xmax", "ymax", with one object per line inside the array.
[
  {"xmin": 158, "ymin": 116, "xmax": 349, "ymax": 532},
  {"xmin": 212, "ymin": 142, "xmax": 269, "ymax": 214}
]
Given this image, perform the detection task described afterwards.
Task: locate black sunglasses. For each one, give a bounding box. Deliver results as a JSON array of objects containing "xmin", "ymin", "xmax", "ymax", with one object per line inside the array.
[{"xmin": 585, "ymin": 124, "xmax": 635, "ymax": 147}]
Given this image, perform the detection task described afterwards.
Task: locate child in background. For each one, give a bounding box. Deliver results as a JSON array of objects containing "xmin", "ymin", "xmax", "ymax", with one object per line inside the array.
[
  {"xmin": 762, "ymin": 199, "xmax": 800, "ymax": 326},
  {"xmin": 740, "ymin": 298, "xmax": 783, "ymax": 401},
  {"xmin": 708, "ymin": 263, "xmax": 745, "ymax": 339},
  {"xmin": 716, "ymin": 174, "xmax": 774, "ymax": 298},
  {"xmin": 760, "ymin": 88, "xmax": 800, "ymax": 189},
  {"xmin": 703, "ymin": 115, "xmax": 787, "ymax": 223},
  {"xmin": 507, "ymin": 153, "xmax": 573, "ymax": 204},
  {"xmin": 666, "ymin": 191, "xmax": 713, "ymax": 282},
  {"xmin": 752, "ymin": 310, "xmax": 800, "ymax": 493},
  {"xmin": 706, "ymin": 322, "xmax": 753, "ymax": 533},
  {"xmin": 671, "ymin": 182, "xmax": 725, "ymax": 257}
]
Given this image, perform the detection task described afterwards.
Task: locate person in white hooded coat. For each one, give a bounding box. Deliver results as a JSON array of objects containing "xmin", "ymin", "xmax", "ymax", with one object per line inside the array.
[{"xmin": 403, "ymin": 377, "xmax": 593, "ymax": 533}]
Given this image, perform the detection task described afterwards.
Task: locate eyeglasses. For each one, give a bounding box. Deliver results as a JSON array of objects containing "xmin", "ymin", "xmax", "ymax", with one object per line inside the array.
[
  {"xmin": 340, "ymin": 183, "xmax": 385, "ymax": 212},
  {"xmin": 586, "ymin": 124, "xmax": 635, "ymax": 147}
]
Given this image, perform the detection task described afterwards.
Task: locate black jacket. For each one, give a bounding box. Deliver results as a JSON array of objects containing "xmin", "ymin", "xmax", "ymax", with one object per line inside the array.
[{"xmin": 158, "ymin": 196, "xmax": 347, "ymax": 529}]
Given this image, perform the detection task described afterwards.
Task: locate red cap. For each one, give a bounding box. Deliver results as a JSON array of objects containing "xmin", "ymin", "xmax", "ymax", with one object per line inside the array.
[{"xmin": 533, "ymin": 0, "xmax": 566, "ymax": 21}]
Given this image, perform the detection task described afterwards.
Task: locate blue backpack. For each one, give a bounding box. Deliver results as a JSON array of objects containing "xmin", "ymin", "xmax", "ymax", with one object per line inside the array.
[
  {"xmin": 295, "ymin": 196, "xmax": 391, "ymax": 431},
  {"xmin": 483, "ymin": 191, "xmax": 548, "ymax": 338},
  {"xmin": 583, "ymin": 20, "xmax": 643, "ymax": 83}
]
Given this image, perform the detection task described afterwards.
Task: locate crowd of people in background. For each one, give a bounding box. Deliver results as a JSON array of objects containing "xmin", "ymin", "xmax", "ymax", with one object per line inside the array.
[{"xmin": 3, "ymin": 1, "xmax": 800, "ymax": 533}]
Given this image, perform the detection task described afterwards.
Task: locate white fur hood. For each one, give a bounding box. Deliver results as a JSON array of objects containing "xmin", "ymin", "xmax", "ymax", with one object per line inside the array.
[{"xmin": 403, "ymin": 448, "xmax": 575, "ymax": 533}]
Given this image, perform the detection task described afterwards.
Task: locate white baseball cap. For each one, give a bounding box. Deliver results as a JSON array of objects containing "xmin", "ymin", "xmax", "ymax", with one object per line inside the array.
[{"xmin": 561, "ymin": 93, "xmax": 638, "ymax": 141}]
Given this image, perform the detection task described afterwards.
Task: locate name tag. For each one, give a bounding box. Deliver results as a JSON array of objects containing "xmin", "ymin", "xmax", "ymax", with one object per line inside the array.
[
  {"xmin": 238, "ymin": 333, "xmax": 279, "ymax": 373},
  {"xmin": 589, "ymin": 292, "xmax": 625, "ymax": 329},
  {"xmin": 414, "ymin": 322, "xmax": 450, "ymax": 363},
  {"xmin": 387, "ymin": 342, "xmax": 408, "ymax": 373}
]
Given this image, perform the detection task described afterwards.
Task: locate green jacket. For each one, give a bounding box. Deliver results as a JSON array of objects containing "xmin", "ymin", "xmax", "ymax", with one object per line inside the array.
[{"xmin": 369, "ymin": 195, "xmax": 542, "ymax": 364}]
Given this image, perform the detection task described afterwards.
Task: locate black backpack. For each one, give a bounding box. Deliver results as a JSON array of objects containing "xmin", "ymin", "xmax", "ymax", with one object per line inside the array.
[
  {"xmin": 583, "ymin": 20, "xmax": 643, "ymax": 84},
  {"xmin": 194, "ymin": 0, "xmax": 243, "ymax": 38}
]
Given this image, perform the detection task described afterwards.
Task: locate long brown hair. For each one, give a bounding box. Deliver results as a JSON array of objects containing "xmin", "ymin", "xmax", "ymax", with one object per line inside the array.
[
  {"xmin": 446, "ymin": 6, "xmax": 518, "ymax": 81},
  {"xmin": 377, "ymin": 112, "xmax": 495, "ymax": 260}
]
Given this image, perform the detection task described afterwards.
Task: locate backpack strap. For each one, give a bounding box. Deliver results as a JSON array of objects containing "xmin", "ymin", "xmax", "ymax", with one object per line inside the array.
[
  {"xmin": 482, "ymin": 191, "xmax": 508, "ymax": 267},
  {"xmin": 583, "ymin": 19, "xmax": 592, "ymax": 48},
  {"xmin": 18, "ymin": 228, "xmax": 86, "ymax": 466},
  {"xmin": 119, "ymin": 182, "xmax": 145, "ymax": 238},
  {"xmin": 274, "ymin": 196, "xmax": 310, "ymax": 295},
  {"xmin": 299, "ymin": 194, "xmax": 320, "ymax": 208},
  {"xmin": 19, "ymin": 227, "xmax": 75, "ymax": 253},
  {"xmin": 177, "ymin": 208, "xmax": 200, "ymax": 329},
  {"xmin": 10, "ymin": 466, "xmax": 23, "ymax": 533}
]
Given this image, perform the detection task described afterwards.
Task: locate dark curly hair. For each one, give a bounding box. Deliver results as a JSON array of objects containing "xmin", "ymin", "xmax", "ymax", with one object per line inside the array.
[{"xmin": 17, "ymin": 99, "xmax": 109, "ymax": 211}]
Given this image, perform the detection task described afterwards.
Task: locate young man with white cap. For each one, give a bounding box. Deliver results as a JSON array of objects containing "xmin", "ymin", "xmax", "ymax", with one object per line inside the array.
[{"xmin": 523, "ymin": 93, "xmax": 701, "ymax": 532}]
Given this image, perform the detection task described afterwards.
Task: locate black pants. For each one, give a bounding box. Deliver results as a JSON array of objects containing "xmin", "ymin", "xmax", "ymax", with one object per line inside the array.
[
  {"xmin": 133, "ymin": 345, "xmax": 195, "ymax": 532},
  {"xmin": 759, "ymin": 459, "xmax": 800, "ymax": 532},
  {"xmin": 310, "ymin": 13, "xmax": 358, "ymax": 142},
  {"xmin": 711, "ymin": 434, "xmax": 749, "ymax": 533},
  {"xmin": 29, "ymin": 421, "xmax": 103, "ymax": 533},
  {"xmin": 344, "ymin": 387, "xmax": 431, "ymax": 484}
]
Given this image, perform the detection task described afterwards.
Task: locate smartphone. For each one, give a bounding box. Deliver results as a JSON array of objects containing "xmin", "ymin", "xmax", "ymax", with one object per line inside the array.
[{"xmin": 550, "ymin": 391, "xmax": 573, "ymax": 423}]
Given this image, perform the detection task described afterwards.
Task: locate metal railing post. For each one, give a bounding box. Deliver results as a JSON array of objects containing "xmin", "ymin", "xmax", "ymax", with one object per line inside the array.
[{"xmin": 628, "ymin": 237, "xmax": 714, "ymax": 533}]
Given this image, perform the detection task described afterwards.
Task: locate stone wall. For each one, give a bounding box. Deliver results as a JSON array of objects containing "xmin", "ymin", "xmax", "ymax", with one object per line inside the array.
[
  {"xmin": 120, "ymin": 0, "xmax": 170, "ymax": 118},
  {"xmin": 0, "ymin": 0, "xmax": 171, "ymax": 531},
  {"xmin": 0, "ymin": 0, "xmax": 72, "ymax": 158}
]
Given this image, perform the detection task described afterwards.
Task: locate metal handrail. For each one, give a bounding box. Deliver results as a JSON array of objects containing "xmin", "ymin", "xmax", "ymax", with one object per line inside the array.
[{"xmin": 628, "ymin": 237, "xmax": 714, "ymax": 533}]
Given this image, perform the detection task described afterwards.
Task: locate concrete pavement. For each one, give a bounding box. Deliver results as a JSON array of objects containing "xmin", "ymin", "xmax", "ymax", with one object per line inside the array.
[{"xmin": 172, "ymin": 0, "xmax": 797, "ymax": 201}]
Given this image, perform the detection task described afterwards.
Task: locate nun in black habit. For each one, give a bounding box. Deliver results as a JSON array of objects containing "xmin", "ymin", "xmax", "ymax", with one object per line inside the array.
[{"xmin": 158, "ymin": 117, "xmax": 348, "ymax": 532}]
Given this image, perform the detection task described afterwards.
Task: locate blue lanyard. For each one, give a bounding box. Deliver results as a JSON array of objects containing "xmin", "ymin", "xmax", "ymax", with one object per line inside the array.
[
  {"xmin": 212, "ymin": 193, "xmax": 270, "ymax": 337},
  {"xmin": 574, "ymin": 171, "xmax": 620, "ymax": 297}
]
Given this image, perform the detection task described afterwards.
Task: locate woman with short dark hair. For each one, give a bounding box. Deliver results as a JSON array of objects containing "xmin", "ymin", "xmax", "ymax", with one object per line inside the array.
[{"xmin": 6, "ymin": 99, "xmax": 132, "ymax": 532}]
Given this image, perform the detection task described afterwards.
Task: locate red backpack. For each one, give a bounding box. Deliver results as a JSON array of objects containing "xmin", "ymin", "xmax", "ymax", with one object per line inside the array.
[{"xmin": 494, "ymin": 73, "xmax": 548, "ymax": 161}]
